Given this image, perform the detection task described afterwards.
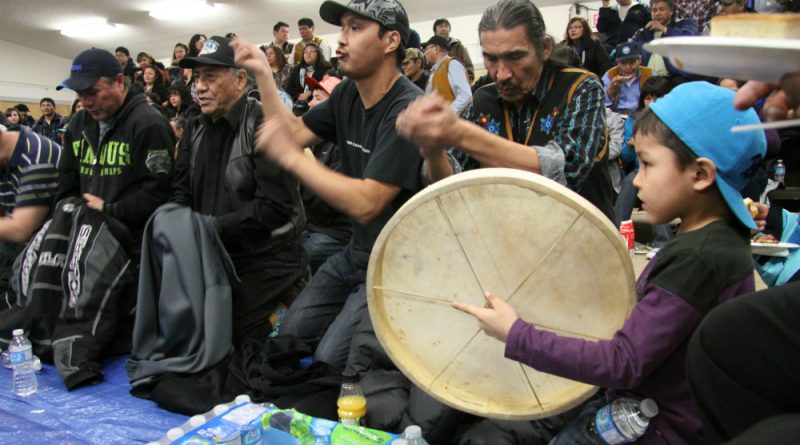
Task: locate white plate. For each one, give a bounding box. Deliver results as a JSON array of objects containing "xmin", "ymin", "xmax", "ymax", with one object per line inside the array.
[
  {"xmin": 644, "ymin": 37, "xmax": 800, "ymax": 83},
  {"xmin": 751, "ymin": 241, "xmax": 800, "ymax": 257}
]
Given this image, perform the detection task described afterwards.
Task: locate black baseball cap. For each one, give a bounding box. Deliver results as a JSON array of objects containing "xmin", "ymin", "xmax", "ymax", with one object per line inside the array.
[
  {"xmin": 423, "ymin": 35, "xmax": 450, "ymax": 51},
  {"xmin": 320, "ymin": 0, "xmax": 410, "ymax": 43},
  {"xmin": 179, "ymin": 36, "xmax": 236, "ymax": 69},
  {"xmin": 614, "ymin": 42, "xmax": 641, "ymax": 60},
  {"xmin": 57, "ymin": 48, "xmax": 123, "ymax": 91}
]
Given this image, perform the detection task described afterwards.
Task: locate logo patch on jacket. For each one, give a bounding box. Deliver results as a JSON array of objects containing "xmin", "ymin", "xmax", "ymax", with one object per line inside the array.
[{"xmin": 145, "ymin": 149, "xmax": 171, "ymax": 174}]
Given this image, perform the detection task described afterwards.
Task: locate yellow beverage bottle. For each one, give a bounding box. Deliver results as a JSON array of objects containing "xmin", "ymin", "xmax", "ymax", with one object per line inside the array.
[{"xmin": 337, "ymin": 374, "xmax": 367, "ymax": 426}]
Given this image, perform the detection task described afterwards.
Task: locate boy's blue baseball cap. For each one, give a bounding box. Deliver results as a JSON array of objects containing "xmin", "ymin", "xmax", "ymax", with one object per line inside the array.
[{"xmin": 649, "ymin": 82, "xmax": 766, "ymax": 230}]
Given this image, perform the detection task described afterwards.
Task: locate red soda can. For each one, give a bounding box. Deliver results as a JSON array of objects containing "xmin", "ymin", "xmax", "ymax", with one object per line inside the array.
[{"xmin": 620, "ymin": 220, "xmax": 635, "ymax": 253}]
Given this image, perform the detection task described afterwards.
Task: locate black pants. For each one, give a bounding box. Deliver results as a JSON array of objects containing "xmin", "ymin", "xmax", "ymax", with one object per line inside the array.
[{"xmin": 687, "ymin": 282, "xmax": 800, "ymax": 444}]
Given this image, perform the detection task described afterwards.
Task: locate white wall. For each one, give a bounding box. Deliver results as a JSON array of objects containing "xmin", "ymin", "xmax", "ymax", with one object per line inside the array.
[
  {"xmin": 0, "ymin": 40, "xmax": 76, "ymax": 104},
  {"xmin": 317, "ymin": 2, "xmax": 604, "ymax": 71}
]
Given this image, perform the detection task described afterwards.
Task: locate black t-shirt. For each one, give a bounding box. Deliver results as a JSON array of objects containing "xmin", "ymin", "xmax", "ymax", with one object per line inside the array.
[{"xmin": 303, "ymin": 76, "xmax": 423, "ymax": 256}]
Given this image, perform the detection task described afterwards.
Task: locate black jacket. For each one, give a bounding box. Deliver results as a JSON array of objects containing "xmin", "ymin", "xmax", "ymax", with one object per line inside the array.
[
  {"xmin": 171, "ymin": 95, "xmax": 304, "ymax": 257},
  {"xmin": 59, "ymin": 91, "xmax": 175, "ymax": 247},
  {"xmin": 597, "ymin": 3, "xmax": 650, "ymax": 48},
  {"xmin": 568, "ymin": 39, "xmax": 612, "ymax": 79}
]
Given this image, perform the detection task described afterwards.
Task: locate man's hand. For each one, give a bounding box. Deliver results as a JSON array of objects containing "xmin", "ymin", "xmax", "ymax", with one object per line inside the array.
[
  {"xmin": 609, "ymin": 75, "xmax": 626, "ymax": 97},
  {"xmin": 452, "ymin": 291, "xmax": 520, "ymax": 342},
  {"xmin": 231, "ymin": 39, "xmax": 270, "ymax": 77},
  {"xmin": 645, "ymin": 20, "xmax": 667, "ymax": 33},
  {"xmin": 735, "ymin": 73, "xmax": 799, "ymax": 121},
  {"xmin": 255, "ymin": 117, "xmax": 305, "ymax": 170},
  {"xmin": 298, "ymin": 90, "xmax": 312, "ymax": 102},
  {"xmin": 83, "ymin": 193, "xmax": 104, "ymax": 212},
  {"xmin": 396, "ymin": 94, "xmax": 461, "ymax": 155}
]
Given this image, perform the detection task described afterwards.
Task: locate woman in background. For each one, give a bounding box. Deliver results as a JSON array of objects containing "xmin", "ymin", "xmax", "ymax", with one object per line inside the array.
[{"xmin": 561, "ymin": 17, "xmax": 611, "ymax": 78}]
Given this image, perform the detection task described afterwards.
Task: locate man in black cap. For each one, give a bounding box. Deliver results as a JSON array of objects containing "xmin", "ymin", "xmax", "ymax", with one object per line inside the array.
[
  {"xmin": 172, "ymin": 36, "xmax": 308, "ymax": 343},
  {"xmin": 233, "ymin": 0, "xmax": 424, "ymax": 368},
  {"xmin": 423, "ymin": 35, "xmax": 472, "ymax": 115},
  {"xmin": 57, "ymin": 47, "xmax": 174, "ymax": 253},
  {"xmin": 602, "ymin": 41, "xmax": 650, "ymax": 114}
]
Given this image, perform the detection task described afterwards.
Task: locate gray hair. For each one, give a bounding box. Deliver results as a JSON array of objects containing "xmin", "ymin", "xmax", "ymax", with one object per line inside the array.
[{"xmin": 478, "ymin": 0, "xmax": 549, "ymax": 58}]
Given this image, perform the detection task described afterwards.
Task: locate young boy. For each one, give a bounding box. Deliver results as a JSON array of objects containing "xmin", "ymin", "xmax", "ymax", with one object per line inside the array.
[{"xmin": 453, "ymin": 82, "xmax": 766, "ymax": 445}]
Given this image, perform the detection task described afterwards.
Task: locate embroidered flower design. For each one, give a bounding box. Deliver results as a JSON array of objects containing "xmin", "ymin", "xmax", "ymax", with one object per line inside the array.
[
  {"xmin": 540, "ymin": 110, "xmax": 558, "ymax": 135},
  {"xmin": 477, "ymin": 113, "xmax": 501, "ymax": 136}
]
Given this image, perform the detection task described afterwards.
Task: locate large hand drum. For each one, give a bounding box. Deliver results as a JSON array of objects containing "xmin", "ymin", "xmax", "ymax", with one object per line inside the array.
[{"xmin": 367, "ymin": 168, "xmax": 637, "ymax": 420}]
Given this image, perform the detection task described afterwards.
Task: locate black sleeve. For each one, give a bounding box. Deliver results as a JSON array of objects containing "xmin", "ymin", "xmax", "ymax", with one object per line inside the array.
[
  {"xmin": 596, "ymin": 7, "xmax": 621, "ymax": 34},
  {"xmin": 169, "ymin": 123, "xmax": 193, "ymax": 207},
  {"xmin": 284, "ymin": 65, "xmax": 303, "ymax": 101},
  {"xmin": 104, "ymin": 117, "xmax": 175, "ymax": 228},
  {"xmin": 56, "ymin": 124, "xmax": 82, "ymax": 202},
  {"xmin": 214, "ymin": 151, "xmax": 299, "ymax": 245}
]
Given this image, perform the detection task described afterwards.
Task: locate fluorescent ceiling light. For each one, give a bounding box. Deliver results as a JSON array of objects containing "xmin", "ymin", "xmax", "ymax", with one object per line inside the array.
[
  {"xmin": 149, "ymin": 1, "xmax": 217, "ymax": 21},
  {"xmin": 60, "ymin": 19, "xmax": 117, "ymax": 38}
]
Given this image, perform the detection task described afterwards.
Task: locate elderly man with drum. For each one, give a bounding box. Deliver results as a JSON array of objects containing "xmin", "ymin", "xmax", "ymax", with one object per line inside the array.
[{"xmin": 396, "ymin": 0, "xmax": 615, "ymax": 221}]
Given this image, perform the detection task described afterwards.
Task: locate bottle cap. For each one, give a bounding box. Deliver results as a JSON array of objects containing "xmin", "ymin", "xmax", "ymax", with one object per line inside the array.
[
  {"xmin": 235, "ymin": 394, "xmax": 252, "ymax": 404},
  {"xmin": 12, "ymin": 329, "xmax": 23, "ymax": 337},
  {"xmin": 404, "ymin": 425, "xmax": 422, "ymax": 438},
  {"xmin": 166, "ymin": 427, "xmax": 184, "ymax": 440},
  {"xmin": 189, "ymin": 415, "xmax": 206, "ymax": 427},
  {"xmin": 342, "ymin": 371, "xmax": 359, "ymax": 383},
  {"xmin": 213, "ymin": 404, "xmax": 229, "ymax": 416},
  {"xmin": 640, "ymin": 398, "xmax": 659, "ymax": 418}
]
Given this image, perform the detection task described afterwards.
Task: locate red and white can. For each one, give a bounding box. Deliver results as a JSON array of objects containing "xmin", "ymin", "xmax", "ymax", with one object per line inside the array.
[{"xmin": 620, "ymin": 220, "xmax": 635, "ymax": 253}]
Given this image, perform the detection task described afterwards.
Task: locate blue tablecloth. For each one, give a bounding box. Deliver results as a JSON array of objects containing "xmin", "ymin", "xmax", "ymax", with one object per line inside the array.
[{"xmin": 0, "ymin": 356, "xmax": 188, "ymax": 444}]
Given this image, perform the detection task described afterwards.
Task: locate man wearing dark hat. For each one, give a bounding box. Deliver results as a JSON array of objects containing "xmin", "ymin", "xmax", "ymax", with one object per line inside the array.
[
  {"xmin": 172, "ymin": 36, "xmax": 308, "ymax": 343},
  {"xmin": 602, "ymin": 41, "xmax": 651, "ymax": 114},
  {"xmin": 423, "ymin": 35, "xmax": 472, "ymax": 115},
  {"xmin": 433, "ymin": 18, "xmax": 475, "ymax": 82},
  {"xmin": 232, "ymin": 0, "xmax": 424, "ymax": 368},
  {"xmin": 57, "ymin": 47, "xmax": 174, "ymax": 253}
]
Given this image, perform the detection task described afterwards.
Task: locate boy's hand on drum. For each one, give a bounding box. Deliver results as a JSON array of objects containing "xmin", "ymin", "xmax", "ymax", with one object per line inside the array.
[{"xmin": 452, "ymin": 291, "xmax": 519, "ymax": 342}]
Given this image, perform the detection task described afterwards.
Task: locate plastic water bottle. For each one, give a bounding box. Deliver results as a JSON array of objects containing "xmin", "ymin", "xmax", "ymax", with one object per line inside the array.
[
  {"xmin": 9, "ymin": 329, "xmax": 37, "ymax": 397},
  {"xmin": 337, "ymin": 373, "xmax": 367, "ymax": 426},
  {"xmin": 774, "ymin": 159, "xmax": 786, "ymax": 185},
  {"xmin": 586, "ymin": 398, "xmax": 658, "ymax": 444},
  {"xmin": 403, "ymin": 425, "xmax": 429, "ymax": 445}
]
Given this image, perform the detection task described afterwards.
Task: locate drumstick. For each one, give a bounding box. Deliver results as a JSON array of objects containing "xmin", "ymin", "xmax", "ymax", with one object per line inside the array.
[{"xmin": 731, "ymin": 118, "xmax": 800, "ymax": 133}]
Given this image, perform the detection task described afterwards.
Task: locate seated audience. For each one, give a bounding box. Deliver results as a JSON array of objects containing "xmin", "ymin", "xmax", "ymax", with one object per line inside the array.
[
  {"xmin": 561, "ymin": 17, "xmax": 611, "ymax": 78},
  {"xmin": 174, "ymin": 36, "xmax": 308, "ymax": 343},
  {"xmin": 0, "ymin": 124, "xmax": 62, "ymax": 292},
  {"xmin": 285, "ymin": 41, "xmax": 332, "ymax": 103},
  {"xmin": 401, "ymin": 48, "xmax": 428, "ymax": 91},
  {"xmin": 631, "ymin": 0, "xmax": 698, "ymax": 80},
  {"xmin": 597, "ymin": 0, "xmax": 650, "ymax": 51},
  {"xmin": 300, "ymin": 74, "xmax": 352, "ymax": 274},
  {"xmin": 602, "ymin": 42, "xmax": 651, "ymax": 114}
]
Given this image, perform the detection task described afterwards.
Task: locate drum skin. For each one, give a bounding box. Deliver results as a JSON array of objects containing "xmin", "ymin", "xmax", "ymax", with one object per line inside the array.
[{"xmin": 367, "ymin": 168, "xmax": 637, "ymax": 420}]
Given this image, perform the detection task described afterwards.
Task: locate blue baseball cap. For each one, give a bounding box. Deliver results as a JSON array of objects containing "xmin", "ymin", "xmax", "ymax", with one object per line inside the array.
[
  {"xmin": 650, "ymin": 82, "xmax": 766, "ymax": 229},
  {"xmin": 57, "ymin": 48, "xmax": 122, "ymax": 91}
]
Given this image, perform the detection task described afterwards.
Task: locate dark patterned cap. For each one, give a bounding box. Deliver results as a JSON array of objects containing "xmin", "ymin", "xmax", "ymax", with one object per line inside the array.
[{"xmin": 320, "ymin": 0, "xmax": 410, "ymax": 43}]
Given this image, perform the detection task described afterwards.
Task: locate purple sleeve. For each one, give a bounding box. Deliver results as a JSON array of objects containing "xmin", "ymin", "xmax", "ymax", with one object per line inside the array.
[{"xmin": 504, "ymin": 285, "xmax": 702, "ymax": 389}]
